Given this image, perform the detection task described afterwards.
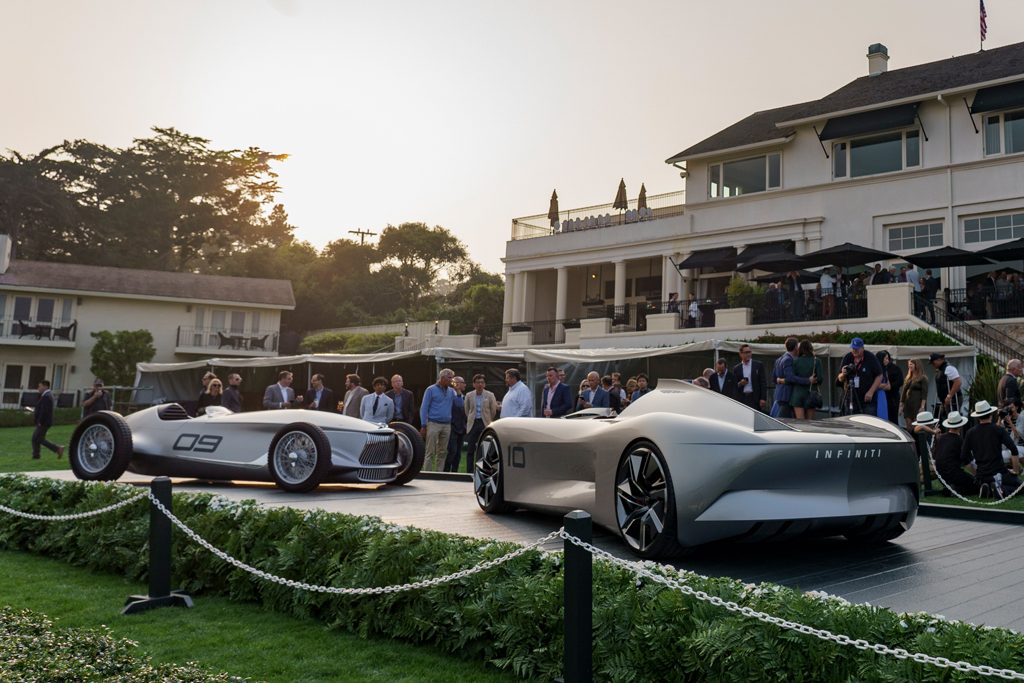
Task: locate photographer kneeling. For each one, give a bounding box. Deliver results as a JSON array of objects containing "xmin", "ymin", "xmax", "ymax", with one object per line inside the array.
[
  {"xmin": 962, "ymin": 400, "xmax": 1022, "ymax": 499},
  {"xmin": 835, "ymin": 337, "xmax": 882, "ymax": 416},
  {"xmin": 933, "ymin": 412, "xmax": 978, "ymax": 497}
]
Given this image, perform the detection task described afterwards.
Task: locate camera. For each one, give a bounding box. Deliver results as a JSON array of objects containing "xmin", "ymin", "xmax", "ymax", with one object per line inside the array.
[
  {"xmin": 999, "ymin": 406, "xmax": 1015, "ymax": 419},
  {"xmin": 840, "ymin": 363, "xmax": 856, "ymax": 378}
]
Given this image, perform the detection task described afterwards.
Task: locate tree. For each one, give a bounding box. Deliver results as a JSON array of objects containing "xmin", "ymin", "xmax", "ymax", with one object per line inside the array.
[
  {"xmin": 376, "ymin": 222, "xmax": 471, "ymax": 309},
  {"xmin": 89, "ymin": 330, "xmax": 156, "ymax": 387},
  {"xmin": 449, "ymin": 283, "xmax": 505, "ymax": 345}
]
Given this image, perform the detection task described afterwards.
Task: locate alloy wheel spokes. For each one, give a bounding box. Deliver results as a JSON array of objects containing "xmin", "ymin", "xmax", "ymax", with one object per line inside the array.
[{"xmin": 616, "ymin": 446, "xmax": 669, "ymax": 552}]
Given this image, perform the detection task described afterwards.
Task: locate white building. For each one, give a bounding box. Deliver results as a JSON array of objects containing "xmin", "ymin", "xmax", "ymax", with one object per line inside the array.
[
  {"xmin": 0, "ymin": 234, "xmax": 294, "ymax": 407},
  {"xmin": 502, "ymin": 42, "xmax": 1024, "ymax": 350}
]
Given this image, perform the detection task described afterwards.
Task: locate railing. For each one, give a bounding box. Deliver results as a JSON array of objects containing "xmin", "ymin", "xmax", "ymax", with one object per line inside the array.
[
  {"xmin": 511, "ymin": 190, "xmax": 685, "ymax": 240},
  {"xmin": 921, "ymin": 294, "xmax": 1021, "ymax": 367},
  {"xmin": 175, "ymin": 326, "xmax": 279, "ymax": 353},
  {"xmin": 946, "ymin": 287, "xmax": 1024, "ymax": 320},
  {"xmin": 0, "ymin": 317, "xmax": 77, "ymax": 342},
  {"xmin": 503, "ymin": 319, "xmax": 580, "ymax": 345},
  {"xmin": 751, "ymin": 288, "xmax": 869, "ymax": 325}
]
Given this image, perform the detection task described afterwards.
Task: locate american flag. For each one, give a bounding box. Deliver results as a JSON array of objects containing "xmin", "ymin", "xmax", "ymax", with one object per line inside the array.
[{"xmin": 980, "ymin": 0, "xmax": 988, "ymax": 42}]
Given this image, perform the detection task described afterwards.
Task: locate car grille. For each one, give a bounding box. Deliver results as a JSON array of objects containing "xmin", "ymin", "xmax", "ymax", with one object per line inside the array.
[
  {"xmin": 359, "ymin": 433, "xmax": 397, "ymax": 465},
  {"xmin": 358, "ymin": 467, "xmax": 397, "ymax": 481}
]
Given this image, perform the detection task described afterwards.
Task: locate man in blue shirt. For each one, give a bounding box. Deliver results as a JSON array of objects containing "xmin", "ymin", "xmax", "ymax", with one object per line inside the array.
[
  {"xmin": 576, "ymin": 371, "xmax": 609, "ymax": 411},
  {"xmin": 420, "ymin": 368, "xmax": 456, "ymax": 471}
]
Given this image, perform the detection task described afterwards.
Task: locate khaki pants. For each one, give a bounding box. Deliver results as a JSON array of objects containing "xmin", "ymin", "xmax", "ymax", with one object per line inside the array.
[{"xmin": 425, "ymin": 422, "xmax": 451, "ymax": 471}]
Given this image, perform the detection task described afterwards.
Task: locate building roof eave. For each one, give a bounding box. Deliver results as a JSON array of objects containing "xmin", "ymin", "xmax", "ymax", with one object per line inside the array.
[{"xmin": 665, "ymin": 134, "xmax": 796, "ymax": 165}]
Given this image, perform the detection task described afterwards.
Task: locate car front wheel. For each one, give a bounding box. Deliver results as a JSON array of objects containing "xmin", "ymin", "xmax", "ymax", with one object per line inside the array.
[
  {"xmin": 388, "ymin": 421, "xmax": 425, "ymax": 486},
  {"xmin": 69, "ymin": 412, "xmax": 133, "ymax": 481},
  {"xmin": 268, "ymin": 423, "xmax": 332, "ymax": 493},
  {"xmin": 473, "ymin": 430, "xmax": 513, "ymax": 513},
  {"xmin": 614, "ymin": 441, "xmax": 683, "ymax": 559}
]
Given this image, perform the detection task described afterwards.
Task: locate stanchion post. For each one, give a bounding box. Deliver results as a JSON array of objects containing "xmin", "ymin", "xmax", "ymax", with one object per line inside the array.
[
  {"xmin": 563, "ymin": 510, "xmax": 593, "ymax": 683},
  {"xmin": 123, "ymin": 476, "xmax": 193, "ymax": 614}
]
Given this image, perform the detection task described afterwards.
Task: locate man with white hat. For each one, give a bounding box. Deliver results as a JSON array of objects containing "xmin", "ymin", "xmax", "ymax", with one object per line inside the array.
[
  {"xmin": 931, "ymin": 411, "xmax": 978, "ymax": 497},
  {"xmin": 962, "ymin": 400, "xmax": 1021, "ymax": 498},
  {"xmin": 911, "ymin": 411, "xmax": 940, "ymax": 491}
]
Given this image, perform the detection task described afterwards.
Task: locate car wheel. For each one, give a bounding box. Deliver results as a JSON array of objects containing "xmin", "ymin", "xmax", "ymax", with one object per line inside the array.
[
  {"xmin": 473, "ymin": 430, "xmax": 513, "ymax": 513},
  {"xmin": 388, "ymin": 422, "xmax": 425, "ymax": 486},
  {"xmin": 69, "ymin": 412, "xmax": 133, "ymax": 481},
  {"xmin": 267, "ymin": 423, "xmax": 332, "ymax": 493},
  {"xmin": 614, "ymin": 441, "xmax": 683, "ymax": 559},
  {"xmin": 843, "ymin": 513, "xmax": 908, "ymax": 544}
]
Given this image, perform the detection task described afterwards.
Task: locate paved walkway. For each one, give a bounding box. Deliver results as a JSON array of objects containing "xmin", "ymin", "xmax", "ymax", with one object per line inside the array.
[{"xmin": 24, "ymin": 470, "xmax": 1024, "ymax": 630}]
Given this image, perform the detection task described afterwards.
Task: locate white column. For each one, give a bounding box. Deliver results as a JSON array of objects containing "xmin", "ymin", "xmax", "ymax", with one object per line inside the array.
[
  {"xmin": 661, "ymin": 256, "xmax": 673, "ymax": 302},
  {"xmin": 680, "ymin": 252, "xmax": 693, "ymax": 300},
  {"xmin": 514, "ymin": 271, "xmax": 527, "ymax": 323},
  {"xmin": 503, "ymin": 272, "xmax": 516, "ymax": 326},
  {"xmin": 613, "ymin": 260, "xmax": 627, "ymax": 312},
  {"xmin": 794, "ymin": 239, "xmax": 808, "ymax": 256},
  {"xmin": 555, "ymin": 267, "xmax": 568, "ymax": 321}
]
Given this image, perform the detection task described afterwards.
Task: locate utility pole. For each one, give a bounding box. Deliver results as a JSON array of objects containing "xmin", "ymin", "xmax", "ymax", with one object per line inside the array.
[{"xmin": 348, "ymin": 228, "xmax": 376, "ymax": 244}]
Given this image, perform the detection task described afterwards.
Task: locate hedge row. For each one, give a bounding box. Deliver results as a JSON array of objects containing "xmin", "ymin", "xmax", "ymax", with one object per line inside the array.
[
  {"xmin": 751, "ymin": 328, "xmax": 955, "ymax": 347},
  {"xmin": 0, "ymin": 605, "xmax": 239, "ymax": 682},
  {"xmin": 0, "ymin": 407, "xmax": 80, "ymax": 428},
  {"xmin": 1, "ymin": 474, "xmax": 1022, "ymax": 682}
]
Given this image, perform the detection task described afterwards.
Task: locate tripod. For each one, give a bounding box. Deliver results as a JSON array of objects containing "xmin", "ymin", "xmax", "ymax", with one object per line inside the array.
[{"xmin": 839, "ymin": 375, "xmax": 864, "ymax": 416}]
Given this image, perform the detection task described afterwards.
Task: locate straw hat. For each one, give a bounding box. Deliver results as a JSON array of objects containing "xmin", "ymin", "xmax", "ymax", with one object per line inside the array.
[
  {"xmin": 970, "ymin": 400, "xmax": 998, "ymax": 418},
  {"xmin": 943, "ymin": 412, "xmax": 968, "ymax": 430},
  {"xmin": 911, "ymin": 411, "xmax": 938, "ymax": 426}
]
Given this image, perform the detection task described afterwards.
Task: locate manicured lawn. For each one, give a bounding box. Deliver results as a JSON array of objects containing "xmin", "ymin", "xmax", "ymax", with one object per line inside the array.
[
  {"xmin": 0, "ymin": 550, "xmax": 518, "ymax": 683},
  {"xmin": 0, "ymin": 424, "xmax": 74, "ymax": 472},
  {"xmin": 923, "ymin": 479, "xmax": 1024, "ymax": 512}
]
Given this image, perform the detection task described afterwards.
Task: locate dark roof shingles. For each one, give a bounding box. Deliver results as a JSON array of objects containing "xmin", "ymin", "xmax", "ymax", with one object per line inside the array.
[{"xmin": 0, "ymin": 260, "xmax": 295, "ymax": 308}]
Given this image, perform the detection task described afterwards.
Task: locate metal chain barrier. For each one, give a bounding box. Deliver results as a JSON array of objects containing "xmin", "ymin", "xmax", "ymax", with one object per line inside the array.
[
  {"xmin": 146, "ymin": 491, "xmax": 560, "ymax": 595},
  {"xmin": 0, "ymin": 492, "xmax": 148, "ymax": 521},
  {"xmin": 558, "ymin": 530, "xmax": 1024, "ymax": 681},
  {"xmin": 924, "ymin": 437, "xmax": 1024, "ymax": 505}
]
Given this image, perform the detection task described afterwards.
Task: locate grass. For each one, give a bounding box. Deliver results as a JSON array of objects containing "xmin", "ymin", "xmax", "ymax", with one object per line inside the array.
[
  {"xmin": 0, "ymin": 424, "xmax": 74, "ymax": 472},
  {"xmin": 923, "ymin": 479, "xmax": 1024, "ymax": 512},
  {"xmin": 0, "ymin": 550, "xmax": 518, "ymax": 683}
]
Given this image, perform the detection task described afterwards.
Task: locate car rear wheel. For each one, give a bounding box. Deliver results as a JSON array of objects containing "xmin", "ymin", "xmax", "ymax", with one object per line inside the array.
[
  {"xmin": 843, "ymin": 513, "xmax": 908, "ymax": 544},
  {"xmin": 614, "ymin": 441, "xmax": 683, "ymax": 559},
  {"xmin": 69, "ymin": 412, "xmax": 133, "ymax": 481},
  {"xmin": 473, "ymin": 430, "xmax": 513, "ymax": 513},
  {"xmin": 388, "ymin": 422, "xmax": 425, "ymax": 486},
  {"xmin": 268, "ymin": 423, "xmax": 331, "ymax": 493}
]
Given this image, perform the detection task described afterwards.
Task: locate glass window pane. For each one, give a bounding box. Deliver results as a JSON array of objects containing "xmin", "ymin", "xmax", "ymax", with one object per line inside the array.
[
  {"xmin": 3, "ymin": 365, "xmax": 22, "ymax": 389},
  {"xmin": 60, "ymin": 299, "xmax": 73, "ymax": 324},
  {"xmin": 35, "ymin": 299, "xmax": 54, "ymax": 323},
  {"xmin": 833, "ymin": 143, "xmax": 847, "ymax": 177},
  {"xmin": 0, "ymin": 294, "xmax": 6, "ymax": 322},
  {"xmin": 722, "ymin": 156, "xmax": 767, "ymax": 196},
  {"xmin": 1006, "ymin": 111, "xmax": 1024, "ymax": 154},
  {"xmin": 230, "ymin": 311, "xmax": 245, "ymax": 334},
  {"xmin": 194, "ymin": 306, "xmax": 205, "ymax": 328},
  {"xmin": 981, "ymin": 216, "xmax": 996, "ymax": 230},
  {"xmin": 985, "ymin": 115, "xmax": 1002, "ymax": 154},
  {"xmin": 965, "ymin": 218, "xmax": 979, "ymax": 231},
  {"xmin": 915, "ymin": 225, "xmax": 930, "ymax": 238},
  {"xmin": 965, "ymin": 232, "xmax": 979, "ymax": 243},
  {"xmin": 1014, "ymin": 214, "xmax": 1024, "ymax": 226},
  {"xmin": 930, "ymin": 233, "xmax": 943, "ymax": 247},
  {"xmin": 998, "ymin": 227, "xmax": 1013, "ymax": 240},
  {"xmin": 906, "ymin": 130, "xmax": 920, "ymax": 167},
  {"xmin": 13, "ymin": 297, "xmax": 31, "ymax": 320},
  {"xmin": 996, "ymin": 214, "xmax": 1011, "ymax": 228},
  {"xmin": 981, "ymin": 228, "xmax": 996, "ymax": 242},
  {"xmin": 850, "ymin": 132, "xmax": 903, "ymax": 177},
  {"xmin": 709, "ymin": 165, "xmax": 720, "ymax": 198},
  {"xmin": 767, "ymin": 154, "xmax": 781, "ymax": 188},
  {"xmin": 1015, "ymin": 225, "xmax": 1024, "ymax": 239},
  {"xmin": 53, "ymin": 365, "xmax": 65, "ymax": 392},
  {"xmin": 28, "ymin": 366, "xmax": 46, "ymax": 389},
  {"xmin": 251, "ymin": 311, "xmax": 261, "ymax": 333}
]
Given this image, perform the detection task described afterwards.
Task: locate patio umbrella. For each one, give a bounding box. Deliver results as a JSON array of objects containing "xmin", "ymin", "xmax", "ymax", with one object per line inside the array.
[
  {"xmin": 754, "ymin": 269, "xmax": 819, "ymax": 285},
  {"xmin": 903, "ymin": 246, "xmax": 995, "ymax": 269},
  {"xmin": 637, "ymin": 183, "xmax": 648, "ymax": 211},
  {"xmin": 800, "ymin": 242, "xmax": 896, "ymax": 269},
  {"xmin": 978, "ymin": 238, "xmax": 1024, "ymax": 263},
  {"xmin": 547, "ymin": 189, "xmax": 559, "ymax": 228},
  {"xmin": 613, "ymin": 178, "xmax": 628, "ymax": 211},
  {"xmin": 735, "ymin": 251, "xmax": 807, "ymax": 273}
]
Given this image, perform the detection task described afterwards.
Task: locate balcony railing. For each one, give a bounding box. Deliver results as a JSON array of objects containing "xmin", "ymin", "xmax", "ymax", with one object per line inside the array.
[
  {"xmin": 751, "ymin": 288, "xmax": 869, "ymax": 325},
  {"xmin": 176, "ymin": 327, "xmax": 279, "ymax": 353},
  {"xmin": 511, "ymin": 190, "xmax": 685, "ymax": 240},
  {"xmin": 946, "ymin": 287, "xmax": 1024, "ymax": 320},
  {"xmin": 0, "ymin": 317, "xmax": 77, "ymax": 342}
]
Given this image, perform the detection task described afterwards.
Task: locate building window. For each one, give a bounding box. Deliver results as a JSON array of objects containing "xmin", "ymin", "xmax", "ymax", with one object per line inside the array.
[
  {"xmin": 964, "ymin": 212, "xmax": 1024, "ymax": 244},
  {"xmin": 984, "ymin": 111, "xmax": 1024, "ymax": 156},
  {"xmin": 888, "ymin": 222, "xmax": 943, "ymax": 251},
  {"xmin": 833, "ymin": 130, "xmax": 921, "ymax": 179},
  {"xmin": 708, "ymin": 153, "xmax": 781, "ymax": 198}
]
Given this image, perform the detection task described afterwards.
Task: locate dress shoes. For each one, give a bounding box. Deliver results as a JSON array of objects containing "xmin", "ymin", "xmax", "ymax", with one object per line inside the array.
[{"xmin": 57, "ymin": 445, "xmax": 65, "ymax": 458}]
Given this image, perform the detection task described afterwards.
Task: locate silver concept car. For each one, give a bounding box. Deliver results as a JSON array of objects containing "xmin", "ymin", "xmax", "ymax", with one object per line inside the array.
[
  {"xmin": 473, "ymin": 380, "xmax": 919, "ymax": 558},
  {"xmin": 69, "ymin": 404, "xmax": 424, "ymax": 492}
]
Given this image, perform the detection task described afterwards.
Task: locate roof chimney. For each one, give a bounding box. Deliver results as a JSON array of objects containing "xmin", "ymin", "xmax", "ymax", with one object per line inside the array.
[
  {"xmin": 867, "ymin": 43, "xmax": 889, "ymax": 76},
  {"xmin": 0, "ymin": 235, "xmax": 11, "ymax": 274}
]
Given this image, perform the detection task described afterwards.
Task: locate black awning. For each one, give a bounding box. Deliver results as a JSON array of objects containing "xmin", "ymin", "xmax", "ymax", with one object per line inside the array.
[
  {"xmin": 970, "ymin": 80, "xmax": 1024, "ymax": 115},
  {"xmin": 736, "ymin": 240, "xmax": 795, "ymax": 263},
  {"xmin": 818, "ymin": 103, "xmax": 919, "ymax": 141},
  {"xmin": 676, "ymin": 246, "xmax": 736, "ymax": 271}
]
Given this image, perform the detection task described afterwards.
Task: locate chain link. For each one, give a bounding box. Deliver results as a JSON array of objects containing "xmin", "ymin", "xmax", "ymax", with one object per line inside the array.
[
  {"xmin": 0, "ymin": 492, "xmax": 148, "ymax": 521},
  {"xmin": 559, "ymin": 531, "xmax": 1024, "ymax": 681},
  {"xmin": 923, "ymin": 436, "xmax": 1024, "ymax": 505},
  {"xmin": 146, "ymin": 491, "xmax": 560, "ymax": 595}
]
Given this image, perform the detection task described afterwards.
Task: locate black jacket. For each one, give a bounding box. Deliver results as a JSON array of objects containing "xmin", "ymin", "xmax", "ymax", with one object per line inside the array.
[
  {"xmin": 304, "ymin": 386, "xmax": 338, "ymax": 412},
  {"xmin": 221, "ymin": 385, "xmax": 243, "ymax": 413},
  {"xmin": 709, "ymin": 370, "xmax": 738, "ymax": 400},
  {"xmin": 386, "ymin": 388, "xmax": 416, "ymax": 424},
  {"xmin": 998, "ymin": 373, "xmax": 1022, "ymax": 408},
  {"xmin": 35, "ymin": 391, "xmax": 54, "ymax": 427},
  {"xmin": 732, "ymin": 360, "xmax": 767, "ymax": 403},
  {"xmin": 450, "ymin": 393, "xmax": 468, "ymax": 434}
]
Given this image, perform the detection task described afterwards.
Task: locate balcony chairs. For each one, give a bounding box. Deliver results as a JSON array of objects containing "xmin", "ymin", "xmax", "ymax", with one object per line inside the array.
[
  {"xmin": 248, "ymin": 334, "xmax": 270, "ymax": 350},
  {"xmin": 217, "ymin": 331, "xmax": 236, "ymax": 349},
  {"xmin": 51, "ymin": 321, "xmax": 77, "ymax": 341}
]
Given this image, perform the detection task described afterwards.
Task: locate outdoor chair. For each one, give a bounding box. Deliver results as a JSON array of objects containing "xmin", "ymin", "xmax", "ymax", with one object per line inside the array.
[
  {"xmin": 248, "ymin": 334, "xmax": 269, "ymax": 350},
  {"xmin": 16, "ymin": 319, "xmax": 32, "ymax": 338},
  {"xmin": 217, "ymin": 331, "xmax": 235, "ymax": 349},
  {"xmin": 52, "ymin": 321, "xmax": 77, "ymax": 341}
]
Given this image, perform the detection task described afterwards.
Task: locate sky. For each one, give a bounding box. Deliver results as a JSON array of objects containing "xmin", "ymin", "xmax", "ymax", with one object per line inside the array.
[{"xmin": 4, "ymin": 1, "xmax": 1023, "ymax": 273}]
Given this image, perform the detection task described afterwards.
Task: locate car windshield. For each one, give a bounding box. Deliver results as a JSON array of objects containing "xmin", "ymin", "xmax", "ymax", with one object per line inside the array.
[{"xmin": 619, "ymin": 381, "xmax": 792, "ymax": 432}]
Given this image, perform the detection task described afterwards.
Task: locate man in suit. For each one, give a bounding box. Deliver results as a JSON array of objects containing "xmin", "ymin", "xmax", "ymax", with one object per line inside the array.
[
  {"xmin": 576, "ymin": 371, "xmax": 609, "ymax": 411},
  {"xmin": 360, "ymin": 376, "xmax": 395, "ymax": 423},
  {"xmin": 262, "ymin": 370, "xmax": 298, "ymax": 410},
  {"xmin": 772, "ymin": 337, "xmax": 812, "ymax": 418},
  {"xmin": 463, "ymin": 373, "xmax": 498, "ymax": 473},
  {"xmin": 342, "ymin": 374, "xmax": 368, "ymax": 419},
  {"xmin": 444, "ymin": 376, "xmax": 468, "ymax": 472},
  {"xmin": 222, "ymin": 373, "xmax": 243, "ymax": 413},
  {"xmin": 709, "ymin": 358, "xmax": 738, "ymax": 400},
  {"xmin": 386, "ymin": 374, "xmax": 416, "ymax": 425},
  {"xmin": 733, "ymin": 344, "xmax": 767, "ymax": 412},
  {"xmin": 32, "ymin": 380, "xmax": 64, "ymax": 459},
  {"xmin": 303, "ymin": 373, "xmax": 338, "ymax": 412},
  {"xmin": 541, "ymin": 366, "xmax": 572, "ymax": 418}
]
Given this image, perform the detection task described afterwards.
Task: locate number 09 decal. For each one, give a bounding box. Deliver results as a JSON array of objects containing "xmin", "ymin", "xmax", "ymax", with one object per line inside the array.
[{"xmin": 172, "ymin": 434, "xmax": 223, "ymax": 453}]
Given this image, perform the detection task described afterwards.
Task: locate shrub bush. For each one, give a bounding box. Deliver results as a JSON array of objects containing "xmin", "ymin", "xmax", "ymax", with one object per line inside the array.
[
  {"xmin": 0, "ymin": 407, "xmax": 79, "ymax": 428},
  {"xmin": 2, "ymin": 474, "xmax": 1023, "ymax": 682},
  {"xmin": 751, "ymin": 329, "xmax": 956, "ymax": 347},
  {"xmin": 300, "ymin": 332, "xmax": 396, "ymax": 354}
]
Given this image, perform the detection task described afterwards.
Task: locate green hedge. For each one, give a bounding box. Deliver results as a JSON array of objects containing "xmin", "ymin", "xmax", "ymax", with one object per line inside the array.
[
  {"xmin": 0, "ymin": 407, "xmax": 80, "ymax": 429},
  {"xmin": 0, "ymin": 606, "xmax": 239, "ymax": 681},
  {"xmin": 2, "ymin": 474, "xmax": 1023, "ymax": 682},
  {"xmin": 299, "ymin": 331, "xmax": 396, "ymax": 354},
  {"xmin": 751, "ymin": 329, "xmax": 956, "ymax": 347}
]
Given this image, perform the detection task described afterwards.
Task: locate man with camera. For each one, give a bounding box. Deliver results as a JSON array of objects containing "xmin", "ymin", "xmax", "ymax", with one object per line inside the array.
[
  {"xmin": 962, "ymin": 400, "xmax": 1021, "ymax": 498},
  {"xmin": 835, "ymin": 337, "xmax": 882, "ymax": 415}
]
